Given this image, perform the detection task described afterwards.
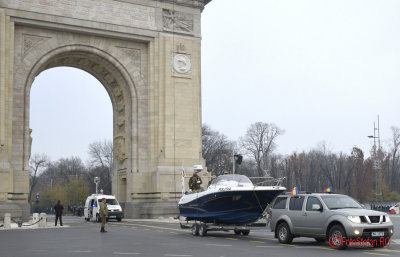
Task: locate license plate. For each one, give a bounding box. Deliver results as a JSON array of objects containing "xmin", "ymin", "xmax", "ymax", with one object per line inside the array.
[
  {"xmin": 371, "ymin": 232, "xmax": 384, "ymax": 237},
  {"xmin": 109, "ymin": 216, "xmax": 116, "ymax": 218}
]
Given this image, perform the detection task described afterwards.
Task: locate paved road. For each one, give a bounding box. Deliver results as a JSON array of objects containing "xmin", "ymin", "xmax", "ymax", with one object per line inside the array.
[{"xmin": 1, "ymin": 215, "xmax": 400, "ymax": 257}]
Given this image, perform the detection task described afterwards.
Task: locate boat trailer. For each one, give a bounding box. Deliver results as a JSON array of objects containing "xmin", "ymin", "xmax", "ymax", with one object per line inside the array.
[{"xmin": 179, "ymin": 218, "xmax": 269, "ymax": 237}]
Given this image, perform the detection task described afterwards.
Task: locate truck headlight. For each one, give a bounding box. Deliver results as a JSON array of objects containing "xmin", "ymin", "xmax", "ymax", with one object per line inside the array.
[
  {"xmin": 385, "ymin": 215, "xmax": 391, "ymax": 223},
  {"xmin": 347, "ymin": 215, "xmax": 361, "ymax": 223}
]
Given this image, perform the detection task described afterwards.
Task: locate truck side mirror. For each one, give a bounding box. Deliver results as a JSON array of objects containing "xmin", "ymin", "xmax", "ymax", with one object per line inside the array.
[{"xmin": 312, "ymin": 204, "xmax": 322, "ymax": 212}]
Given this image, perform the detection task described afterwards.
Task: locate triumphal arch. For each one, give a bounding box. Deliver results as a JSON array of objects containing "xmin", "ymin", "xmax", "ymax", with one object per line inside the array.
[{"xmin": 0, "ymin": 0, "xmax": 211, "ymax": 220}]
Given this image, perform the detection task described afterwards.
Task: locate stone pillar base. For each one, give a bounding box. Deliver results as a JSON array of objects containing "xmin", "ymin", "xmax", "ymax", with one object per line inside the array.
[
  {"xmin": 0, "ymin": 202, "xmax": 30, "ymax": 222},
  {"xmin": 124, "ymin": 200, "xmax": 179, "ymax": 219}
]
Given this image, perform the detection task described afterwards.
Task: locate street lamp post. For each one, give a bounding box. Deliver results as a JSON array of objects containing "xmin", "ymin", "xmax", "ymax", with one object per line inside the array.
[{"xmin": 368, "ymin": 116, "xmax": 382, "ymax": 204}]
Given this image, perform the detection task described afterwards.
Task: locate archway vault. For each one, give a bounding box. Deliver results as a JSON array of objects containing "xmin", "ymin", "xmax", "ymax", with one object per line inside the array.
[
  {"xmin": 25, "ymin": 46, "xmax": 137, "ymax": 174},
  {"xmin": 0, "ymin": 0, "xmax": 210, "ymax": 220}
]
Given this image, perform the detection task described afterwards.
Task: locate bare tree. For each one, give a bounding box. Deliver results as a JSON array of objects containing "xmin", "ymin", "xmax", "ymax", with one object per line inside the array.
[
  {"xmin": 29, "ymin": 154, "xmax": 49, "ymax": 202},
  {"xmin": 202, "ymin": 124, "xmax": 235, "ymax": 175},
  {"xmin": 88, "ymin": 140, "xmax": 113, "ymax": 169},
  {"xmin": 388, "ymin": 126, "xmax": 400, "ymax": 190},
  {"xmin": 87, "ymin": 140, "xmax": 113, "ymax": 194},
  {"xmin": 240, "ymin": 122, "xmax": 284, "ymax": 177}
]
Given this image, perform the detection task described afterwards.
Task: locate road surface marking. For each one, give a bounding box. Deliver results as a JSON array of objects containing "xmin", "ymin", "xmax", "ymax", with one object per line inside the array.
[
  {"xmin": 248, "ymin": 236, "xmax": 275, "ymax": 241},
  {"xmin": 164, "ymin": 255, "xmax": 193, "ymax": 257},
  {"xmin": 318, "ymin": 247, "xmax": 336, "ymax": 251},
  {"xmin": 364, "ymin": 252, "xmax": 390, "ymax": 256},
  {"xmin": 378, "ymin": 249, "xmax": 400, "ymax": 253},
  {"xmin": 126, "ymin": 223, "xmax": 182, "ymax": 232},
  {"xmin": 256, "ymin": 245, "xmax": 283, "ymax": 248},
  {"xmin": 68, "ymin": 250, "xmax": 93, "ymax": 253},
  {"xmin": 225, "ymin": 238, "xmax": 238, "ymax": 241},
  {"xmin": 113, "ymin": 252, "xmax": 141, "ymax": 255},
  {"xmin": 250, "ymin": 241, "xmax": 265, "ymax": 243},
  {"xmin": 205, "ymin": 244, "xmax": 233, "ymax": 247}
]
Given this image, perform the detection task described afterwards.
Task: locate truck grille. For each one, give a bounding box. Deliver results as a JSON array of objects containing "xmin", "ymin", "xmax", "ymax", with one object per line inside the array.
[{"xmin": 369, "ymin": 216, "xmax": 380, "ymax": 223}]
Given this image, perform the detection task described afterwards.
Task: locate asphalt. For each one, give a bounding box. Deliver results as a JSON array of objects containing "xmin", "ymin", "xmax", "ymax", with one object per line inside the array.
[{"xmin": 1, "ymin": 215, "xmax": 400, "ymax": 257}]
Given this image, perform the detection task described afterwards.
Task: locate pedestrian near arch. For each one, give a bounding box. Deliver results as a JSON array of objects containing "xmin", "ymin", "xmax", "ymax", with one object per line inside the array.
[
  {"xmin": 54, "ymin": 200, "xmax": 64, "ymax": 226},
  {"xmin": 100, "ymin": 198, "xmax": 108, "ymax": 233}
]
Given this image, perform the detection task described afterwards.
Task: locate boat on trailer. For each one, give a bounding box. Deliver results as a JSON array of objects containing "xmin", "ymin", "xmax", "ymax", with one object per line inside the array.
[{"xmin": 178, "ymin": 174, "xmax": 286, "ymax": 236}]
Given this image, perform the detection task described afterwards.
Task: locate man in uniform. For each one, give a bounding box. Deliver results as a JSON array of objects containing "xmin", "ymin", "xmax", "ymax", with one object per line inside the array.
[
  {"xmin": 100, "ymin": 198, "xmax": 108, "ymax": 233},
  {"xmin": 189, "ymin": 171, "xmax": 202, "ymax": 193}
]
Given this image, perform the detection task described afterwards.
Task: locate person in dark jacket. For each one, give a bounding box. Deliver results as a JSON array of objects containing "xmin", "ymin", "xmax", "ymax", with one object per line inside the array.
[{"xmin": 54, "ymin": 200, "xmax": 64, "ymax": 226}]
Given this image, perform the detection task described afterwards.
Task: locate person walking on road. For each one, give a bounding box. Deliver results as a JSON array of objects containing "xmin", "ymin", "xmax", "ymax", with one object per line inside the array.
[
  {"xmin": 100, "ymin": 197, "xmax": 108, "ymax": 233},
  {"xmin": 54, "ymin": 200, "xmax": 64, "ymax": 226}
]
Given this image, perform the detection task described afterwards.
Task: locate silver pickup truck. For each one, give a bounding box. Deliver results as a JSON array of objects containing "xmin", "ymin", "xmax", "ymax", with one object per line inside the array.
[{"xmin": 269, "ymin": 193, "xmax": 394, "ymax": 249}]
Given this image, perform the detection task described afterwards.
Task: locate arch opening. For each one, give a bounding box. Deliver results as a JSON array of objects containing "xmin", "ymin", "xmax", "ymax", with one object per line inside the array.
[{"xmin": 24, "ymin": 48, "xmax": 138, "ymax": 206}]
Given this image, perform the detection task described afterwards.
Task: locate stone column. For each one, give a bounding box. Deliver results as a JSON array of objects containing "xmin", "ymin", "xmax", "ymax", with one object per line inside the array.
[
  {"xmin": 0, "ymin": 9, "xmax": 14, "ymax": 202},
  {"xmin": 32, "ymin": 213, "xmax": 39, "ymax": 227},
  {"xmin": 4, "ymin": 213, "xmax": 11, "ymax": 229},
  {"xmin": 39, "ymin": 213, "xmax": 46, "ymax": 228},
  {"xmin": 0, "ymin": 10, "xmax": 29, "ymax": 221}
]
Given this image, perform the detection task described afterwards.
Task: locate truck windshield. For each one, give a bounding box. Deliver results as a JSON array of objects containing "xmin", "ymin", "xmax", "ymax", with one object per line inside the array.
[{"xmin": 321, "ymin": 195, "xmax": 362, "ymax": 210}]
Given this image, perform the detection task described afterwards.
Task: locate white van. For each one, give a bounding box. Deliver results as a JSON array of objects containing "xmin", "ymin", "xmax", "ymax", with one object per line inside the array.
[{"xmin": 84, "ymin": 194, "xmax": 123, "ymax": 222}]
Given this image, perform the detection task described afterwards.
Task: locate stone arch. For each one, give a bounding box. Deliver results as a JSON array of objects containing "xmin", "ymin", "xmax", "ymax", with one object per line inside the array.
[
  {"xmin": 0, "ymin": 0, "xmax": 209, "ymax": 220},
  {"xmin": 22, "ymin": 44, "xmax": 140, "ymax": 201}
]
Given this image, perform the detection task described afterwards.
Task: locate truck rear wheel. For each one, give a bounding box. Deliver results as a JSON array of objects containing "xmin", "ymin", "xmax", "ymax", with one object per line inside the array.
[{"xmin": 277, "ymin": 222, "xmax": 293, "ymax": 244}]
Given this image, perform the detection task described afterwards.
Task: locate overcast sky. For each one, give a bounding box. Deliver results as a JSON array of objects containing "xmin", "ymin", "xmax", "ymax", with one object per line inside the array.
[{"xmin": 31, "ymin": 0, "xmax": 400, "ymax": 162}]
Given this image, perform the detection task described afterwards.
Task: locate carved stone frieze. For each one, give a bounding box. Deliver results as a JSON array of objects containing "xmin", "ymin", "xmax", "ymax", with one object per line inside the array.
[
  {"xmin": 116, "ymin": 47, "xmax": 141, "ymax": 72},
  {"xmin": 115, "ymin": 136, "xmax": 127, "ymax": 164},
  {"xmin": 163, "ymin": 9, "xmax": 194, "ymax": 34},
  {"xmin": 22, "ymin": 34, "xmax": 50, "ymax": 58},
  {"xmin": 176, "ymin": 43, "xmax": 186, "ymax": 53},
  {"xmin": 0, "ymin": 143, "xmax": 6, "ymax": 153}
]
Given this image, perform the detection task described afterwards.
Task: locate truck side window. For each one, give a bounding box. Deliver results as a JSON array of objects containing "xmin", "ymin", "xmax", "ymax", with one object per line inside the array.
[
  {"xmin": 306, "ymin": 196, "xmax": 322, "ymax": 211},
  {"xmin": 289, "ymin": 196, "xmax": 305, "ymax": 211},
  {"xmin": 273, "ymin": 197, "xmax": 287, "ymax": 209}
]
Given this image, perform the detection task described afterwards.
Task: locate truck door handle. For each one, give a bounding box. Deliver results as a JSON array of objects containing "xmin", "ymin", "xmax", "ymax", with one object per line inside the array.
[{"xmin": 303, "ymin": 213, "xmax": 307, "ymax": 216}]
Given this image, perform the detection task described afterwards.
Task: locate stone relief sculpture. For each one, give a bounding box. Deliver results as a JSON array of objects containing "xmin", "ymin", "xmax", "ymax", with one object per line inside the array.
[
  {"xmin": 29, "ymin": 128, "xmax": 33, "ymax": 159},
  {"xmin": 22, "ymin": 34, "xmax": 50, "ymax": 58},
  {"xmin": 115, "ymin": 136, "xmax": 127, "ymax": 164},
  {"xmin": 172, "ymin": 53, "xmax": 191, "ymax": 74},
  {"xmin": 163, "ymin": 9, "xmax": 193, "ymax": 33}
]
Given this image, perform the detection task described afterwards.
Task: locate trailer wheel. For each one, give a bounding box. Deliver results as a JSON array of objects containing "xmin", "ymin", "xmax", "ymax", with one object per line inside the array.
[
  {"xmin": 234, "ymin": 229, "xmax": 241, "ymax": 235},
  {"xmin": 199, "ymin": 224, "xmax": 207, "ymax": 237},
  {"xmin": 192, "ymin": 223, "xmax": 199, "ymax": 236},
  {"xmin": 241, "ymin": 230, "xmax": 250, "ymax": 236}
]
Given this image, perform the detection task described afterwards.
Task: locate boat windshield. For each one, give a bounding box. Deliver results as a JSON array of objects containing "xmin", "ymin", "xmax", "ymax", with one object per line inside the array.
[{"xmin": 211, "ymin": 175, "xmax": 253, "ymax": 187}]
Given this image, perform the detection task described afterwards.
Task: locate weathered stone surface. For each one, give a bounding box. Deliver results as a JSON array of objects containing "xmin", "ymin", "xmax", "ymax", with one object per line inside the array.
[{"xmin": 0, "ymin": 0, "xmax": 210, "ymax": 219}]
